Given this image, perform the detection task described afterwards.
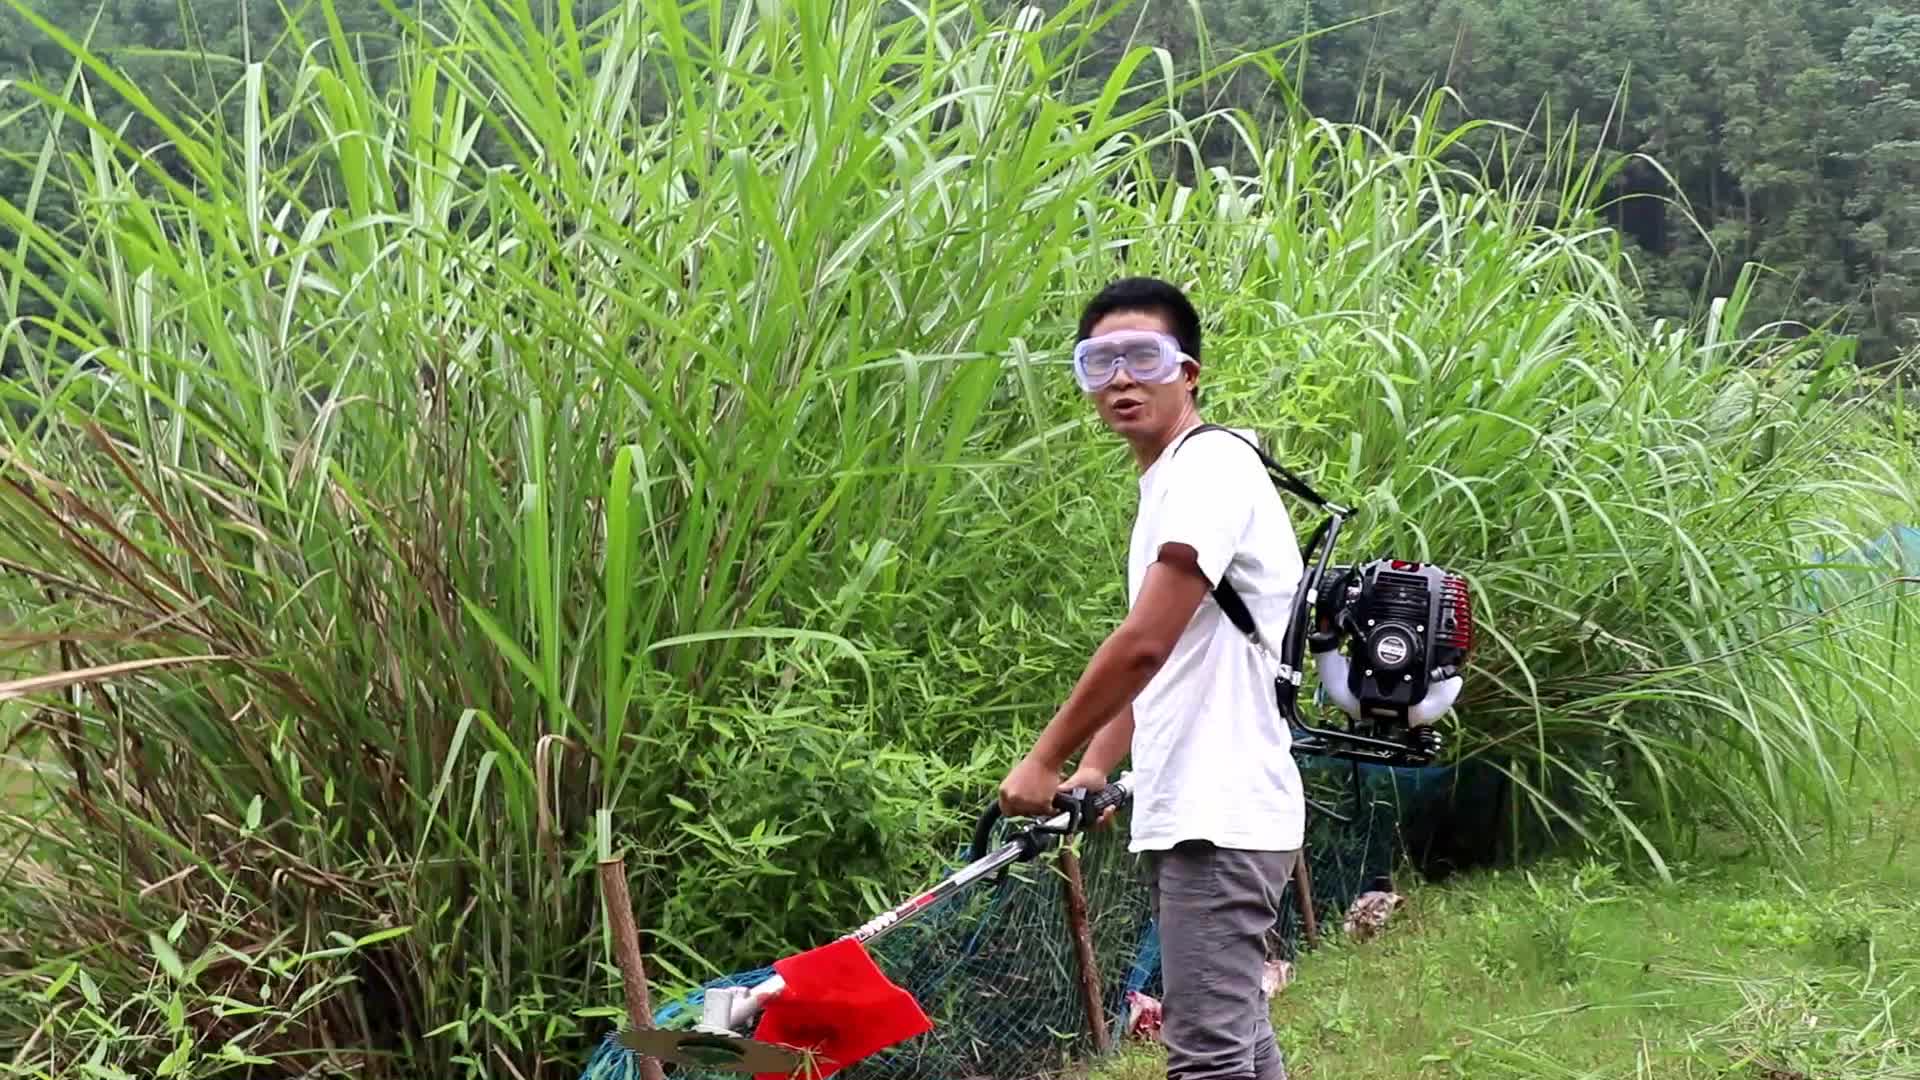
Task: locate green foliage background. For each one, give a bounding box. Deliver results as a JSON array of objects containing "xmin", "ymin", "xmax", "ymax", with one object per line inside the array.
[{"xmin": 1074, "ymin": 0, "xmax": 1920, "ymax": 366}]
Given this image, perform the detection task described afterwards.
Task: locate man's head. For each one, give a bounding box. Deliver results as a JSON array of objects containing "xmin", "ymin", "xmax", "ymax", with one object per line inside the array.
[{"xmin": 1074, "ymin": 277, "xmax": 1203, "ymax": 461}]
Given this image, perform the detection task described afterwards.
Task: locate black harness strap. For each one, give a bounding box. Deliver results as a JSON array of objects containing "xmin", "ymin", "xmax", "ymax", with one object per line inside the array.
[
  {"xmin": 1168, "ymin": 423, "xmax": 1342, "ymax": 645},
  {"xmin": 1172, "ymin": 423, "xmax": 1336, "ymax": 511}
]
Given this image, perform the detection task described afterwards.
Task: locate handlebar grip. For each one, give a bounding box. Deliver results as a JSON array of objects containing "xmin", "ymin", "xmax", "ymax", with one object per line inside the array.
[
  {"xmin": 1049, "ymin": 789, "xmax": 1086, "ymax": 831},
  {"xmin": 1047, "ymin": 780, "xmax": 1130, "ymax": 830},
  {"xmin": 966, "ymin": 777, "xmax": 1133, "ymax": 864},
  {"xmin": 1087, "ymin": 781, "xmax": 1129, "ymax": 817}
]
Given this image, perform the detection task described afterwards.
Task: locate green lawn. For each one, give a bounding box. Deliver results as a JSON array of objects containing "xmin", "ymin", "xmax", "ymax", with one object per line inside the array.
[{"xmin": 1097, "ymin": 769, "xmax": 1920, "ymax": 1080}]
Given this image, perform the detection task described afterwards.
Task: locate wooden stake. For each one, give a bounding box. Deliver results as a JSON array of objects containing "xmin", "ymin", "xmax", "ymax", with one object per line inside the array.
[
  {"xmin": 1291, "ymin": 848, "xmax": 1319, "ymax": 947},
  {"xmin": 598, "ymin": 856, "xmax": 667, "ymax": 1080},
  {"xmin": 1056, "ymin": 846, "xmax": 1110, "ymax": 1055}
]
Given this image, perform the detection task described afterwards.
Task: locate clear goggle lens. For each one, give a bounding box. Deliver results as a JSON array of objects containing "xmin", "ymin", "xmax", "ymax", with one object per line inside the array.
[{"xmin": 1071, "ymin": 331, "xmax": 1189, "ymax": 391}]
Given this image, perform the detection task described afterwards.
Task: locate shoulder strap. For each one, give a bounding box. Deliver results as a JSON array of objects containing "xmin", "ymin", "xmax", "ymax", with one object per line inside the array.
[
  {"xmin": 1173, "ymin": 423, "xmax": 1337, "ymax": 511},
  {"xmin": 1170, "ymin": 423, "xmax": 1342, "ymax": 647}
]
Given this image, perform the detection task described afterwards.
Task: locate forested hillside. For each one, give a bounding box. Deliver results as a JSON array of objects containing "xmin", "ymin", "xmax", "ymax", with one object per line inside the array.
[
  {"xmin": 1085, "ymin": 0, "xmax": 1920, "ymax": 365},
  {"xmin": 3, "ymin": 0, "xmax": 1920, "ymax": 372},
  {"xmin": 14, "ymin": 0, "xmax": 1907, "ymax": 369}
]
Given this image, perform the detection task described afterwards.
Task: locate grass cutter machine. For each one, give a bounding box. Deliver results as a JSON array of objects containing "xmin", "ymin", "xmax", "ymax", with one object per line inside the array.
[
  {"xmin": 619, "ymin": 778, "xmax": 1134, "ymax": 1077},
  {"xmin": 1177, "ymin": 424, "xmax": 1476, "ymax": 774}
]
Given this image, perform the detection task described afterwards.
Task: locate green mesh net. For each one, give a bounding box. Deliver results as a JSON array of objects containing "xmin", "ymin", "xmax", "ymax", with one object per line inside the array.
[{"xmin": 581, "ymin": 755, "xmax": 1508, "ymax": 1080}]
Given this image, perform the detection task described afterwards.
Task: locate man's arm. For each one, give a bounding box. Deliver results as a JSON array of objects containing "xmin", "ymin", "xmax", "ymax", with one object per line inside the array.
[
  {"xmin": 998, "ymin": 545, "xmax": 1211, "ymax": 815},
  {"xmin": 1074, "ymin": 703, "xmax": 1134, "ymax": 779}
]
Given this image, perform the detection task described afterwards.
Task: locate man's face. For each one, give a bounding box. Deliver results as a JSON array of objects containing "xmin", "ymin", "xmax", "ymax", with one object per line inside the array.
[{"xmin": 1082, "ymin": 309, "xmax": 1197, "ymax": 442}]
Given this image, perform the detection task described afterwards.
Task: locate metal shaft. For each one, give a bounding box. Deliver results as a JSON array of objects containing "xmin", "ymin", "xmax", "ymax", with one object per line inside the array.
[{"xmin": 712, "ymin": 796, "xmax": 1106, "ymax": 1032}]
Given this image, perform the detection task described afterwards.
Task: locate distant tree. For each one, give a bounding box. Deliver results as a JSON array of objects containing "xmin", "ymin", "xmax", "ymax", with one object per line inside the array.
[
  {"xmin": 4, "ymin": 0, "xmax": 1918, "ymax": 368},
  {"xmin": 1072, "ymin": 0, "xmax": 1918, "ymax": 366}
]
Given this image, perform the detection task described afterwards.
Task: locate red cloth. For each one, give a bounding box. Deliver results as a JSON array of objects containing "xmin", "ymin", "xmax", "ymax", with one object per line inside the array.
[{"xmin": 751, "ymin": 937, "xmax": 933, "ymax": 1079}]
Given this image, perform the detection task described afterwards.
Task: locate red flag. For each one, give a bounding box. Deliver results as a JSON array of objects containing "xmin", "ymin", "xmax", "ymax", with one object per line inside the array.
[{"xmin": 750, "ymin": 937, "xmax": 933, "ymax": 1079}]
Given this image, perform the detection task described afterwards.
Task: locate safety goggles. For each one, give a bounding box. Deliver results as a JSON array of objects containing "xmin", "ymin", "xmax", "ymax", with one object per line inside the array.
[{"xmin": 1070, "ymin": 330, "xmax": 1193, "ymax": 392}]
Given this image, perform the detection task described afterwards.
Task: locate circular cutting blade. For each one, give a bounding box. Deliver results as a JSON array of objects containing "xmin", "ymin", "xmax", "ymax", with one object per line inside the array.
[{"xmin": 618, "ymin": 1026, "xmax": 806, "ymax": 1074}]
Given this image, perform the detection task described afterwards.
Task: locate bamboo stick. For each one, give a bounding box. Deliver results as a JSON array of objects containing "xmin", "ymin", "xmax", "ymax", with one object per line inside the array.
[
  {"xmin": 1292, "ymin": 849, "xmax": 1319, "ymax": 947},
  {"xmin": 1056, "ymin": 846, "xmax": 1110, "ymax": 1056},
  {"xmin": 598, "ymin": 855, "xmax": 667, "ymax": 1080}
]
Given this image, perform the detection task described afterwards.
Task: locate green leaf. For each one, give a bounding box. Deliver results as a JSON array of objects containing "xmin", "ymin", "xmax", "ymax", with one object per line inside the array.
[
  {"xmin": 149, "ymin": 933, "xmax": 185, "ymax": 983},
  {"xmin": 41, "ymin": 961, "xmax": 78, "ymax": 1002},
  {"xmin": 155, "ymin": 1038, "xmax": 191, "ymax": 1077},
  {"xmin": 354, "ymin": 925, "xmax": 414, "ymax": 948},
  {"xmin": 217, "ymin": 1041, "xmax": 275, "ymax": 1066}
]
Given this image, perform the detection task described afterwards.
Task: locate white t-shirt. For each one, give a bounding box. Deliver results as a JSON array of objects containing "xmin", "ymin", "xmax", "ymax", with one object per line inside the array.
[{"xmin": 1124, "ymin": 423, "xmax": 1307, "ymax": 854}]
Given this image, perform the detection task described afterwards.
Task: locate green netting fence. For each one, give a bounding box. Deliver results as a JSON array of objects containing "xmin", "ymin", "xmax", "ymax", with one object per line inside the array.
[{"xmin": 580, "ymin": 753, "xmax": 1510, "ymax": 1080}]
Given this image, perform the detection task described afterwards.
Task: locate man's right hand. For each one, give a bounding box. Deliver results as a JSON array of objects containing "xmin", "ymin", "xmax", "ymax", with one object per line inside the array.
[{"xmin": 1058, "ymin": 766, "xmax": 1118, "ymax": 830}]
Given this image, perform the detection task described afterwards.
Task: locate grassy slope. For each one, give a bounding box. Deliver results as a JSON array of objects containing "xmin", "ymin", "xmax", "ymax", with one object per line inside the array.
[
  {"xmin": 1098, "ymin": 677, "xmax": 1920, "ymax": 1079},
  {"xmin": 1272, "ymin": 796, "xmax": 1918, "ymax": 1078},
  {"xmin": 1099, "ymin": 799, "xmax": 1920, "ymax": 1079}
]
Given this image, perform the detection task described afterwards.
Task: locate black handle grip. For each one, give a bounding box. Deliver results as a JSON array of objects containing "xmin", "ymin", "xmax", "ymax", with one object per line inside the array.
[
  {"xmin": 968, "ymin": 802, "xmax": 1005, "ymax": 865},
  {"xmin": 966, "ymin": 781, "xmax": 1129, "ymax": 864},
  {"xmin": 1086, "ymin": 782, "xmax": 1129, "ymax": 817},
  {"xmin": 1046, "ymin": 789, "xmax": 1088, "ymax": 834}
]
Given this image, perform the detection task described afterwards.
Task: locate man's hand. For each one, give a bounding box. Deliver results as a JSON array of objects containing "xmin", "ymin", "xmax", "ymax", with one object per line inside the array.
[
  {"xmin": 998, "ymin": 753, "xmax": 1062, "ymax": 818},
  {"xmin": 1059, "ymin": 764, "xmax": 1109, "ymax": 794},
  {"xmin": 1058, "ymin": 765, "xmax": 1118, "ymax": 830}
]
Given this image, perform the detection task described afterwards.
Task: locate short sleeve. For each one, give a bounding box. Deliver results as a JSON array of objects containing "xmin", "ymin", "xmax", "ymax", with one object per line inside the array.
[{"xmin": 1152, "ymin": 431, "xmax": 1256, "ymax": 587}]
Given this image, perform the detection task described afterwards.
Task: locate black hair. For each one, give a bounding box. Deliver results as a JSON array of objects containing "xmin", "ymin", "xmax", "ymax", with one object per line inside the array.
[
  {"xmin": 1076, "ymin": 276, "xmax": 1203, "ymax": 401},
  {"xmin": 1076, "ymin": 276, "xmax": 1202, "ymax": 362}
]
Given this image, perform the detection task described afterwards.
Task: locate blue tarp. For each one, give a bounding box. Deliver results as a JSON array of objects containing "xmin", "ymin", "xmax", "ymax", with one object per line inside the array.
[{"xmin": 1802, "ymin": 523, "xmax": 1919, "ymax": 609}]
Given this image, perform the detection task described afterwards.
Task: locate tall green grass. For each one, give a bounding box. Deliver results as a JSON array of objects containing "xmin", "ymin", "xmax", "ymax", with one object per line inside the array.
[{"xmin": 0, "ymin": 0, "xmax": 1914, "ymax": 1076}]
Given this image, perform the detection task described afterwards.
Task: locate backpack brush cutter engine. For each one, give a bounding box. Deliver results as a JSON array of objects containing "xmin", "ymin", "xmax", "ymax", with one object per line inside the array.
[
  {"xmin": 620, "ymin": 777, "xmax": 1134, "ymax": 1077},
  {"xmin": 1175, "ymin": 425, "xmax": 1477, "ymax": 769},
  {"xmin": 1304, "ymin": 559, "xmax": 1475, "ymax": 765}
]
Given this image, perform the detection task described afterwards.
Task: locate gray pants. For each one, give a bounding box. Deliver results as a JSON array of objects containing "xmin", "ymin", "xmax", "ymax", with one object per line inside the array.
[{"xmin": 1146, "ymin": 841, "xmax": 1299, "ymax": 1080}]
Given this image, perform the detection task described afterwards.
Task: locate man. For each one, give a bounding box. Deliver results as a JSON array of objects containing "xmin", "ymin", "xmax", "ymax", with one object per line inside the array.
[{"xmin": 996, "ymin": 277, "xmax": 1307, "ymax": 1080}]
